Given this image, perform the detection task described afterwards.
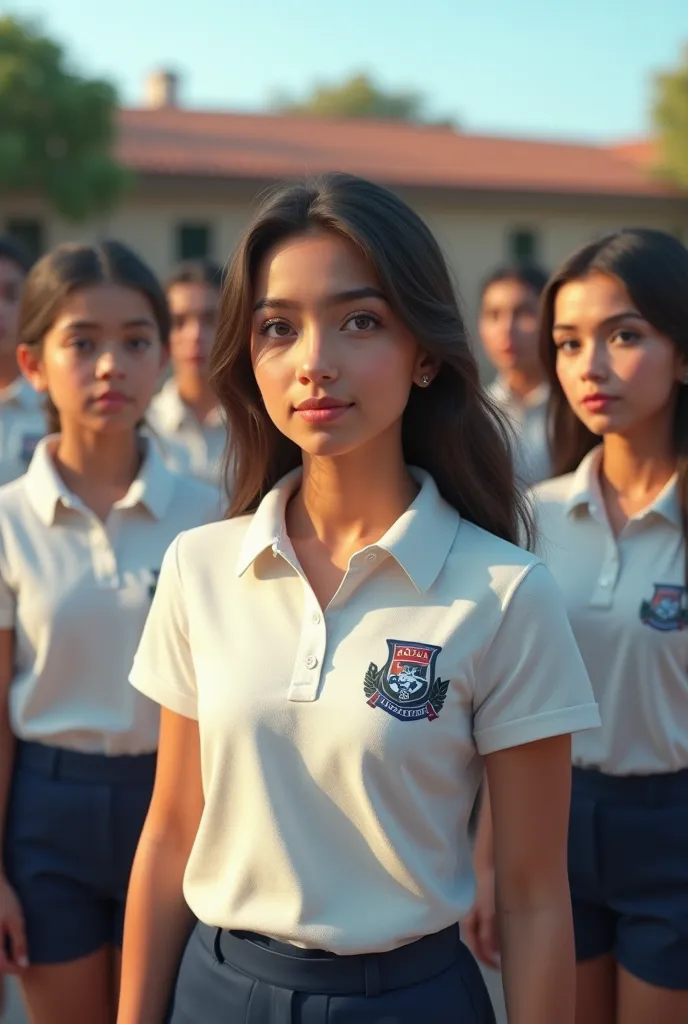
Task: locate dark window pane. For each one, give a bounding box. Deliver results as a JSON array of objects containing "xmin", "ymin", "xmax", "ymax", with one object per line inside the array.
[
  {"xmin": 176, "ymin": 223, "xmax": 212, "ymax": 261},
  {"xmin": 509, "ymin": 228, "xmax": 538, "ymax": 265}
]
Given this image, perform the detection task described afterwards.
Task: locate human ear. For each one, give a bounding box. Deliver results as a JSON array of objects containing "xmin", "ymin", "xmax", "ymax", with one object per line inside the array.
[
  {"xmin": 413, "ymin": 352, "xmax": 440, "ymax": 388},
  {"xmin": 16, "ymin": 344, "xmax": 49, "ymax": 393}
]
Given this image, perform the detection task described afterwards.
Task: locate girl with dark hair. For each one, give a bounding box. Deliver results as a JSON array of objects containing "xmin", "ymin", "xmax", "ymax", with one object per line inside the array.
[
  {"xmin": 470, "ymin": 228, "xmax": 688, "ymax": 1024},
  {"xmin": 0, "ymin": 236, "xmax": 46, "ymax": 484},
  {"xmin": 0, "ymin": 241, "xmax": 219, "ymax": 1024},
  {"xmin": 119, "ymin": 174, "xmax": 597, "ymax": 1024}
]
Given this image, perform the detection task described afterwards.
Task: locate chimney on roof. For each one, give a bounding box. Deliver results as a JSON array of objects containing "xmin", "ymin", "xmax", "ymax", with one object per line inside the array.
[{"xmin": 144, "ymin": 70, "xmax": 180, "ymax": 109}]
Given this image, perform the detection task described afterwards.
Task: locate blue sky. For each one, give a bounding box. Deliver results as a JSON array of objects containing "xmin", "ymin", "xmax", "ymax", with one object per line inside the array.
[{"xmin": 7, "ymin": 0, "xmax": 688, "ymax": 141}]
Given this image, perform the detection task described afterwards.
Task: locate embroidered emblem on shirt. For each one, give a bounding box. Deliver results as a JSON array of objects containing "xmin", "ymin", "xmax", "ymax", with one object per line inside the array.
[
  {"xmin": 364, "ymin": 640, "xmax": 449, "ymax": 722},
  {"xmin": 149, "ymin": 569, "xmax": 160, "ymax": 598},
  {"xmin": 639, "ymin": 584, "xmax": 688, "ymax": 632},
  {"xmin": 20, "ymin": 433, "xmax": 42, "ymax": 464}
]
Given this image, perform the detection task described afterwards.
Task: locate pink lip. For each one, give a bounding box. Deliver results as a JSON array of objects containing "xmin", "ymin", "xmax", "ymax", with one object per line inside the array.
[
  {"xmin": 92, "ymin": 391, "xmax": 130, "ymax": 408},
  {"xmin": 294, "ymin": 397, "xmax": 352, "ymax": 423},
  {"xmin": 582, "ymin": 394, "xmax": 616, "ymax": 412}
]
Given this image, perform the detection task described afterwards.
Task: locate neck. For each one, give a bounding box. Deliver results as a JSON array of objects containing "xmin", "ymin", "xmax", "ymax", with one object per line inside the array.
[
  {"xmin": 55, "ymin": 425, "xmax": 141, "ymax": 494},
  {"xmin": 600, "ymin": 426, "xmax": 676, "ymax": 497},
  {"xmin": 288, "ymin": 439, "xmax": 417, "ymax": 553},
  {"xmin": 176, "ymin": 375, "xmax": 216, "ymax": 423},
  {"xmin": 503, "ymin": 367, "xmax": 545, "ymax": 401}
]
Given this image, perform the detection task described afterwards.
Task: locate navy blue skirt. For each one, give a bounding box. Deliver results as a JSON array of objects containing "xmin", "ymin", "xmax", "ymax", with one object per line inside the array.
[
  {"xmin": 4, "ymin": 741, "xmax": 156, "ymax": 965},
  {"xmin": 569, "ymin": 765, "xmax": 688, "ymax": 989},
  {"xmin": 166, "ymin": 921, "xmax": 496, "ymax": 1023}
]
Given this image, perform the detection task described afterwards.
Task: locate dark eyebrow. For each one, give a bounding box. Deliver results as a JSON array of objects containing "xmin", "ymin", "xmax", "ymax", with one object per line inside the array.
[
  {"xmin": 253, "ymin": 287, "xmax": 387, "ymax": 313},
  {"xmin": 60, "ymin": 317, "xmax": 156, "ymax": 332},
  {"xmin": 552, "ymin": 310, "xmax": 646, "ymax": 332}
]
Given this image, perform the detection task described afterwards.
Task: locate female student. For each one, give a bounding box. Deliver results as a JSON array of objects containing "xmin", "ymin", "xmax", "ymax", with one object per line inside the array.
[
  {"xmin": 119, "ymin": 173, "xmax": 599, "ymax": 1024},
  {"xmin": 469, "ymin": 228, "xmax": 688, "ymax": 1024},
  {"xmin": 0, "ymin": 241, "xmax": 220, "ymax": 1024},
  {"xmin": 0, "ymin": 236, "xmax": 46, "ymax": 484}
]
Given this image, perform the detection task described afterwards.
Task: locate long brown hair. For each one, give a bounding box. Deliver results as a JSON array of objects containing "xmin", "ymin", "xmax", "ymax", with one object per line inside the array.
[
  {"xmin": 212, "ymin": 173, "xmax": 533, "ymax": 546},
  {"xmin": 18, "ymin": 240, "xmax": 170, "ymax": 433},
  {"xmin": 540, "ymin": 228, "xmax": 688, "ymax": 574}
]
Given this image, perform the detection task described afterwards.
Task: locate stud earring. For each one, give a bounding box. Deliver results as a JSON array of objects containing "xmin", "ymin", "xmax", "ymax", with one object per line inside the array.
[{"xmin": 421, "ymin": 374, "xmax": 430, "ymax": 387}]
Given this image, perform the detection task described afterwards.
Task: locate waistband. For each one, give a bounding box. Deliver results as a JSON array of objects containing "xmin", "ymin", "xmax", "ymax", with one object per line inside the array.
[
  {"xmin": 16, "ymin": 741, "xmax": 157, "ymax": 785},
  {"xmin": 202, "ymin": 922, "xmax": 462, "ymax": 997},
  {"xmin": 572, "ymin": 765, "xmax": 688, "ymax": 804}
]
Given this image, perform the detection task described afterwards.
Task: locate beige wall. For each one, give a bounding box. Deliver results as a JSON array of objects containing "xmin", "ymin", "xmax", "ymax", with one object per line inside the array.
[{"xmin": 3, "ymin": 184, "xmax": 686, "ymax": 380}]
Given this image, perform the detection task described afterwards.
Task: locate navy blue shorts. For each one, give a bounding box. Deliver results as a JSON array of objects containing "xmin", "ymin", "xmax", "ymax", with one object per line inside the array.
[
  {"xmin": 4, "ymin": 741, "xmax": 156, "ymax": 965},
  {"xmin": 569, "ymin": 766, "xmax": 688, "ymax": 989},
  {"xmin": 166, "ymin": 921, "xmax": 496, "ymax": 1023}
]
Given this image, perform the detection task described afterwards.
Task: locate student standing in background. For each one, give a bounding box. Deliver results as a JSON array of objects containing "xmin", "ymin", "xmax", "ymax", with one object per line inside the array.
[
  {"xmin": 468, "ymin": 229, "xmax": 688, "ymax": 1024},
  {"xmin": 0, "ymin": 238, "xmax": 46, "ymax": 485},
  {"xmin": 147, "ymin": 259, "xmax": 228, "ymax": 487},
  {"xmin": 479, "ymin": 265, "xmax": 550, "ymax": 486},
  {"xmin": 0, "ymin": 241, "xmax": 219, "ymax": 1024}
]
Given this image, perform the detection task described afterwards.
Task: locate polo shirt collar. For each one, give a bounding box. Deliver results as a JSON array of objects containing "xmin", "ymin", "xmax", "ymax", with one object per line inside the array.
[
  {"xmin": 155, "ymin": 378, "xmax": 223, "ymax": 430},
  {"xmin": 25, "ymin": 436, "xmax": 175, "ymax": 525},
  {"xmin": 490, "ymin": 376, "xmax": 549, "ymax": 411},
  {"xmin": 564, "ymin": 445, "xmax": 681, "ymax": 529},
  {"xmin": 236, "ymin": 467, "xmax": 460, "ymax": 592}
]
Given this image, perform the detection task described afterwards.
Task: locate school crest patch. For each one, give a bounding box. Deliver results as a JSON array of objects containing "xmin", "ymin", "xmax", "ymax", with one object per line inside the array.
[
  {"xmin": 639, "ymin": 584, "xmax": 688, "ymax": 632},
  {"xmin": 364, "ymin": 640, "xmax": 449, "ymax": 722}
]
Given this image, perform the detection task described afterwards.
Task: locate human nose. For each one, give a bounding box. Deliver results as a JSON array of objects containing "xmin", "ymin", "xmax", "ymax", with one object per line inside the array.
[
  {"xmin": 296, "ymin": 324, "xmax": 339, "ymax": 386},
  {"xmin": 95, "ymin": 343, "xmax": 126, "ymax": 379},
  {"xmin": 579, "ymin": 339, "xmax": 609, "ymax": 382}
]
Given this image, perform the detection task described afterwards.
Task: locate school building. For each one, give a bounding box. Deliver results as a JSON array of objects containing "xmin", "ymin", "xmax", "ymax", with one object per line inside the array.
[{"xmin": 2, "ymin": 71, "xmax": 687, "ymax": 366}]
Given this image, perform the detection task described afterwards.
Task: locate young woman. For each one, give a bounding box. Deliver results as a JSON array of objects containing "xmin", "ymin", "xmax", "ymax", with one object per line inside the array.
[
  {"xmin": 479, "ymin": 264, "xmax": 550, "ymax": 486},
  {"xmin": 118, "ymin": 173, "xmax": 599, "ymax": 1024},
  {"xmin": 0, "ymin": 236, "xmax": 46, "ymax": 484},
  {"xmin": 0, "ymin": 241, "xmax": 220, "ymax": 1024},
  {"xmin": 469, "ymin": 228, "xmax": 688, "ymax": 1024}
]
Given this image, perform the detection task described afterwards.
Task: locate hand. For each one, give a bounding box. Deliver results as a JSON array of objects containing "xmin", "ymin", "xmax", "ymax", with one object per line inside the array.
[
  {"xmin": 0, "ymin": 876, "xmax": 28, "ymax": 974},
  {"xmin": 463, "ymin": 865, "xmax": 500, "ymax": 970}
]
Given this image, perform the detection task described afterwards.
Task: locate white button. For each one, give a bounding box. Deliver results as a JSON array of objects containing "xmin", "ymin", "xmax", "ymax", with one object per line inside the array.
[
  {"xmin": 599, "ymin": 578, "xmax": 610, "ymax": 587},
  {"xmin": 311, "ymin": 611, "xmax": 321, "ymax": 624},
  {"xmin": 365, "ymin": 552, "xmax": 377, "ymax": 563},
  {"xmin": 305, "ymin": 655, "xmax": 318, "ymax": 669}
]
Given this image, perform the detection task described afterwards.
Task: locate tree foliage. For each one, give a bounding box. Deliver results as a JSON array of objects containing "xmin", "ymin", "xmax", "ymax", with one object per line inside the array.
[
  {"xmin": 653, "ymin": 44, "xmax": 688, "ymax": 188},
  {"xmin": 275, "ymin": 72, "xmax": 451, "ymax": 125},
  {"xmin": 0, "ymin": 17, "xmax": 132, "ymax": 220}
]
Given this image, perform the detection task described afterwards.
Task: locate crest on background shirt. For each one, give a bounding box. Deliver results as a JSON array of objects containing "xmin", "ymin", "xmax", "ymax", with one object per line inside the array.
[
  {"xmin": 364, "ymin": 640, "xmax": 449, "ymax": 723},
  {"xmin": 639, "ymin": 584, "xmax": 688, "ymax": 632}
]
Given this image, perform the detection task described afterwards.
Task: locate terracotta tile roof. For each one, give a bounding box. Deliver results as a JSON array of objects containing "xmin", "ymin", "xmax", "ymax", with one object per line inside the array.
[{"xmin": 116, "ymin": 108, "xmax": 679, "ymax": 199}]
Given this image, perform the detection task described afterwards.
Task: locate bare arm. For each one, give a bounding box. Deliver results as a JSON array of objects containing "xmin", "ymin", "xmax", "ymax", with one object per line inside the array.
[
  {"xmin": 117, "ymin": 707, "xmax": 204, "ymax": 1024},
  {"xmin": 0, "ymin": 629, "xmax": 28, "ymax": 973},
  {"xmin": 486, "ymin": 734, "xmax": 575, "ymax": 1024}
]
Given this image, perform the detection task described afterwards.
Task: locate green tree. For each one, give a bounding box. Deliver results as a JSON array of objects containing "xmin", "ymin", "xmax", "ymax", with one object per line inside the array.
[
  {"xmin": 275, "ymin": 72, "xmax": 450, "ymax": 124},
  {"xmin": 653, "ymin": 44, "xmax": 688, "ymax": 188},
  {"xmin": 0, "ymin": 17, "xmax": 131, "ymax": 221}
]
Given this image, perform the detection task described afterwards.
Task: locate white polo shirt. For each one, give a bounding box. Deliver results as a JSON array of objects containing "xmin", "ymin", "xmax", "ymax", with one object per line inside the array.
[
  {"xmin": 131, "ymin": 468, "xmax": 598, "ymax": 953},
  {"xmin": 532, "ymin": 446, "xmax": 688, "ymax": 776},
  {"xmin": 147, "ymin": 378, "xmax": 227, "ymax": 487},
  {"xmin": 487, "ymin": 377, "xmax": 551, "ymax": 486},
  {"xmin": 0, "ymin": 377, "xmax": 46, "ymax": 486},
  {"xmin": 0, "ymin": 437, "xmax": 219, "ymax": 756}
]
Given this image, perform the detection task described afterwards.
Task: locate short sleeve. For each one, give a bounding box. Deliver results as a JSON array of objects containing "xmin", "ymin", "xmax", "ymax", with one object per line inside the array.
[
  {"xmin": 129, "ymin": 533, "xmax": 198, "ymax": 719},
  {"xmin": 473, "ymin": 561, "xmax": 600, "ymax": 755},
  {"xmin": 0, "ymin": 533, "xmax": 16, "ymax": 629}
]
